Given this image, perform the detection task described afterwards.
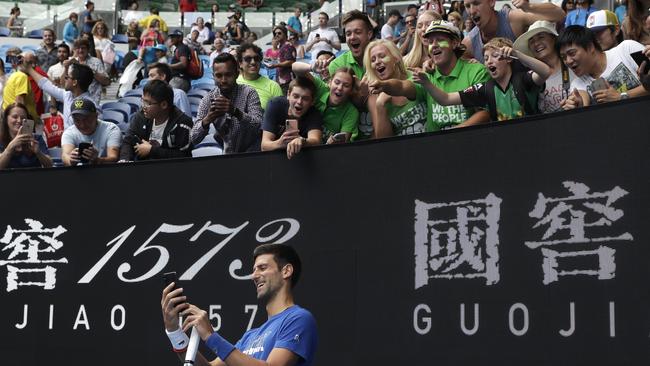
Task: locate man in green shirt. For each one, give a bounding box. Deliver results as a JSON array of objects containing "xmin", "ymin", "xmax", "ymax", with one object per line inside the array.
[
  {"xmin": 327, "ymin": 10, "xmax": 373, "ymax": 80},
  {"xmin": 368, "ymin": 21, "xmax": 491, "ymax": 131},
  {"xmin": 236, "ymin": 43, "xmax": 283, "ymax": 110}
]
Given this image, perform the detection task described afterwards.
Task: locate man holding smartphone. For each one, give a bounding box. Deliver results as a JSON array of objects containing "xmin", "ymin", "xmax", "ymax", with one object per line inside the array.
[
  {"xmin": 305, "ymin": 12, "xmax": 341, "ymax": 64},
  {"xmin": 60, "ymin": 97, "xmax": 121, "ymax": 166},
  {"xmin": 190, "ymin": 53, "xmax": 263, "ymax": 153},
  {"xmin": 261, "ymin": 76, "xmax": 323, "ymax": 159},
  {"xmin": 161, "ymin": 244, "xmax": 318, "ymax": 366}
]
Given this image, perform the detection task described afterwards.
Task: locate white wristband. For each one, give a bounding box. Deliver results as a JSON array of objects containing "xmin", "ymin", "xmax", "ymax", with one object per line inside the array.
[{"xmin": 165, "ymin": 327, "xmax": 190, "ymax": 351}]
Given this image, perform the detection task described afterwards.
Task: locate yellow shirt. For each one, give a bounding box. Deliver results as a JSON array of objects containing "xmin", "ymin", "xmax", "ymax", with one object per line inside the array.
[
  {"xmin": 2, "ymin": 71, "xmax": 39, "ymax": 123},
  {"xmin": 138, "ymin": 15, "xmax": 169, "ymax": 33}
]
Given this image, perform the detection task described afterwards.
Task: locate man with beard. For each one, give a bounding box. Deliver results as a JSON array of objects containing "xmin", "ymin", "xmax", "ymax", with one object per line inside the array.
[
  {"xmin": 191, "ymin": 53, "xmax": 263, "ymax": 153},
  {"xmin": 369, "ymin": 21, "xmax": 491, "ymax": 131},
  {"xmin": 514, "ymin": 20, "xmax": 576, "ymax": 113},
  {"xmin": 47, "ymin": 44, "xmax": 71, "ymax": 88},
  {"xmin": 462, "ymin": 0, "xmax": 565, "ymax": 62},
  {"xmin": 558, "ymin": 25, "xmax": 647, "ymax": 109},
  {"xmin": 236, "ymin": 43, "xmax": 283, "ymax": 111},
  {"xmin": 261, "ymin": 76, "xmax": 323, "ymax": 159},
  {"xmin": 35, "ymin": 28, "xmax": 59, "ymax": 72},
  {"xmin": 119, "ymin": 80, "xmax": 192, "ymax": 161},
  {"xmin": 161, "ymin": 244, "xmax": 318, "ymax": 366}
]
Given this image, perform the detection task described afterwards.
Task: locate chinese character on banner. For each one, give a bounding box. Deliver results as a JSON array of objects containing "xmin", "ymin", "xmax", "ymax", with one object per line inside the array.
[
  {"xmin": 0, "ymin": 219, "xmax": 68, "ymax": 292},
  {"xmin": 525, "ymin": 181, "xmax": 633, "ymax": 284},
  {"xmin": 414, "ymin": 194, "xmax": 502, "ymax": 289}
]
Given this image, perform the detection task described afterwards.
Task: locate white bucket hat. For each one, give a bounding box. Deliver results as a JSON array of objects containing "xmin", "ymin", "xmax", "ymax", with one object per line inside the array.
[{"xmin": 513, "ymin": 20, "xmax": 559, "ymax": 57}]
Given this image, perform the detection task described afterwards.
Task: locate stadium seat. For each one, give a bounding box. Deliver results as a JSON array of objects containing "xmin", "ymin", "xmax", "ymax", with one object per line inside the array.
[
  {"xmin": 101, "ymin": 110, "xmax": 126, "ymax": 125},
  {"xmin": 199, "ymin": 55, "xmax": 212, "ymax": 71},
  {"xmin": 191, "ymin": 145, "xmax": 223, "ymax": 157},
  {"xmin": 101, "ymin": 102, "xmax": 132, "ymax": 122},
  {"xmin": 119, "ymin": 97, "xmax": 142, "ymax": 114},
  {"xmin": 21, "ymin": 45, "xmax": 38, "ymax": 53},
  {"xmin": 192, "ymin": 82, "xmax": 215, "ymax": 91},
  {"xmin": 27, "ymin": 29, "xmax": 44, "ymax": 39},
  {"xmin": 112, "ymin": 34, "xmax": 129, "ymax": 43},
  {"xmin": 124, "ymin": 88, "xmax": 143, "ymax": 97},
  {"xmin": 188, "ymin": 96, "xmax": 203, "ymax": 107},
  {"xmin": 190, "ymin": 103, "xmax": 199, "ymax": 117},
  {"xmin": 0, "ymin": 27, "xmax": 10, "ymax": 37},
  {"xmin": 188, "ymin": 89, "xmax": 209, "ymax": 98}
]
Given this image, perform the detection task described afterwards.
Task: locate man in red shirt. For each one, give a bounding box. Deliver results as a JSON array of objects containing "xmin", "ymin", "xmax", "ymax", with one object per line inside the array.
[{"xmin": 179, "ymin": 0, "xmax": 197, "ymax": 13}]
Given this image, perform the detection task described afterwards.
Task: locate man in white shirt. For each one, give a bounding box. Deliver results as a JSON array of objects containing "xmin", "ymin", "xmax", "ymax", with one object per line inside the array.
[
  {"xmin": 61, "ymin": 97, "xmax": 121, "ymax": 166},
  {"xmin": 381, "ymin": 9, "xmax": 402, "ymax": 42},
  {"xmin": 558, "ymin": 25, "xmax": 648, "ymax": 109},
  {"xmin": 47, "ymin": 44, "xmax": 71, "ymax": 87},
  {"xmin": 305, "ymin": 12, "xmax": 341, "ymax": 60}
]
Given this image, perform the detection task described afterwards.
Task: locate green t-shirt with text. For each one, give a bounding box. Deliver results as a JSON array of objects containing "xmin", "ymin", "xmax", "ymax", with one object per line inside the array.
[
  {"xmin": 385, "ymin": 74, "xmax": 429, "ymax": 135},
  {"xmin": 425, "ymin": 59, "xmax": 490, "ymax": 131}
]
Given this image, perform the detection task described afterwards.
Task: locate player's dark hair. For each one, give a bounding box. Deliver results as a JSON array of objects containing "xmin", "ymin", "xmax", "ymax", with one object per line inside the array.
[
  {"xmin": 143, "ymin": 79, "xmax": 174, "ymax": 108},
  {"xmin": 148, "ymin": 62, "xmax": 172, "ymax": 82},
  {"xmin": 556, "ymin": 25, "xmax": 602, "ymax": 53},
  {"xmin": 69, "ymin": 63, "xmax": 94, "ymax": 91},
  {"xmin": 253, "ymin": 244, "xmax": 302, "ymax": 288}
]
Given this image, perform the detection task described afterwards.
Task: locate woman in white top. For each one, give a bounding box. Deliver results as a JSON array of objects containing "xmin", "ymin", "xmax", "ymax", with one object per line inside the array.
[{"xmin": 92, "ymin": 20, "xmax": 116, "ymax": 72}]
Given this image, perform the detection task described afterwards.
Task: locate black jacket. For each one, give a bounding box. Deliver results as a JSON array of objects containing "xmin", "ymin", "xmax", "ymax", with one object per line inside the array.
[{"xmin": 119, "ymin": 106, "xmax": 193, "ymax": 161}]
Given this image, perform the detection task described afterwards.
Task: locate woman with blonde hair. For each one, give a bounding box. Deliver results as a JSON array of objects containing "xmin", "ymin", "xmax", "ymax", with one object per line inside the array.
[
  {"xmin": 403, "ymin": 10, "xmax": 442, "ymax": 70},
  {"xmin": 364, "ymin": 39, "xmax": 428, "ymax": 138},
  {"xmin": 92, "ymin": 20, "xmax": 116, "ymax": 71}
]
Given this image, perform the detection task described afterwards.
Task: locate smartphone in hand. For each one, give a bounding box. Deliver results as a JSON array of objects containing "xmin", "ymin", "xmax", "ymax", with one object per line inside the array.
[
  {"xmin": 590, "ymin": 77, "xmax": 609, "ymax": 92},
  {"xmin": 162, "ymin": 271, "xmax": 178, "ymax": 290},
  {"xmin": 332, "ymin": 132, "xmax": 347, "ymax": 143},
  {"xmin": 78, "ymin": 142, "xmax": 92, "ymax": 163},
  {"xmin": 20, "ymin": 119, "xmax": 34, "ymax": 136},
  {"xmin": 285, "ymin": 119, "xmax": 299, "ymax": 132}
]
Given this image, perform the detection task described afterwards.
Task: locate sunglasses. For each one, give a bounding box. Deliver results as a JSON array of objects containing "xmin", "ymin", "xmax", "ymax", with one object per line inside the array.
[
  {"xmin": 243, "ymin": 55, "xmax": 261, "ymax": 63},
  {"xmin": 273, "ymin": 32, "xmax": 283, "ymax": 36}
]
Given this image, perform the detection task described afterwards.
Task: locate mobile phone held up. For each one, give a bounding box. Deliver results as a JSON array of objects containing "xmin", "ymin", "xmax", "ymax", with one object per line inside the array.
[
  {"xmin": 78, "ymin": 142, "xmax": 92, "ymax": 163},
  {"xmin": 19, "ymin": 119, "xmax": 34, "ymax": 136},
  {"xmin": 590, "ymin": 77, "xmax": 609, "ymax": 92},
  {"xmin": 332, "ymin": 132, "xmax": 347, "ymax": 143},
  {"xmin": 630, "ymin": 51, "xmax": 650, "ymax": 73},
  {"xmin": 162, "ymin": 271, "xmax": 178, "ymax": 290},
  {"xmin": 285, "ymin": 119, "xmax": 299, "ymax": 132}
]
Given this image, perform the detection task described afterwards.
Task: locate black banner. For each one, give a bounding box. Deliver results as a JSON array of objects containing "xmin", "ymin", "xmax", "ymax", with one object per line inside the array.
[{"xmin": 1, "ymin": 98, "xmax": 649, "ymax": 365}]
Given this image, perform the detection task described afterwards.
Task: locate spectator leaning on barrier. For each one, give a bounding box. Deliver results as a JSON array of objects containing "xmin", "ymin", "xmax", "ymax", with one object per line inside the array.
[
  {"xmin": 586, "ymin": 10, "xmax": 624, "ymax": 51},
  {"xmin": 35, "ymin": 29, "xmax": 59, "ymax": 73},
  {"xmin": 119, "ymin": 80, "xmax": 193, "ymax": 162},
  {"xmin": 415, "ymin": 37, "xmax": 552, "ymax": 122},
  {"xmin": 261, "ymin": 76, "xmax": 323, "ymax": 160},
  {"xmin": 462, "ymin": 0, "xmax": 566, "ymax": 63},
  {"xmin": 514, "ymin": 20, "xmax": 576, "ymax": 114},
  {"xmin": 47, "ymin": 44, "xmax": 71, "ymax": 88},
  {"xmin": 147, "ymin": 62, "xmax": 192, "ymax": 118},
  {"xmin": 191, "ymin": 53, "xmax": 264, "ymax": 154},
  {"xmin": 305, "ymin": 13, "xmax": 341, "ymax": 62},
  {"xmin": 61, "ymin": 97, "xmax": 121, "ymax": 166},
  {"xmin": 236, "ymin": 43, "xmax": 283, "ymax": 111},
  {"xmin": 2, "ymin": 50, "xmax": 40, "ymax": 126},
  {"xmin": 0, "ymin": 103, "xmax": 52, "ymax": 170},
  {"xmin": 293, "ymin": 62, "xmax": 360, "ymax": 143},
  {"xmin": 24, "ymin": 62, "xmax": 96, "ymax": 129},
  {"xmin": 558, "ymin": 25, "xmax": 648, "ymax": 109},
  {"xmin": 168, "ymin": 30, "xmax": 192, "ymax": 93}
]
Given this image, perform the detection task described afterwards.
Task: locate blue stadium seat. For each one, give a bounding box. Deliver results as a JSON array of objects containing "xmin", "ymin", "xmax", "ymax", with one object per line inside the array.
[
  {"xmin": 112, "ymin": 34, "xmax": 129, "ymax": 43},
  {"xmin": 101, "ymin": 110, "xmax": 126, "ymax": 125},
  {"xmin": 119, "ymin": 97, "xmax": 142, "ymax": 114},
  {"xmin": 139, "ymin": 78, "xmax": 150, "ymax": 87},
  {"xmin": 199, "ymin": 55, "xmax": 211, "ymax": 71},
  {"xmin": 21, "ymin": 45, "xmax": 38, "ymax": 53},
  {"xmin": 101, "ymin": 102, "xmax": 131, "ymax": 122},
  {"xmin": 27, "ymin": 29, "xmax": 44, "ymax": 39},
  {"xmin": 0, "ymin": 27, "xmax": 10, "ymax": 37},
  {"xmin": 192, "ymin": 82, "xmax": 215, "ymax": 91},
  {"xmin": 188, "ymin": 96, "xmax": 203, "ymax": 107},
  {"xmin": 124, "ymin": 88, "xmax": 143, "ymax": 97},
  {"xmin": 190, "ymin": 103, "xmax": 199, "ymax": 117},
  {"xmin": 187, "ymin": 89, "xmax": 208, "ymax": 98}
]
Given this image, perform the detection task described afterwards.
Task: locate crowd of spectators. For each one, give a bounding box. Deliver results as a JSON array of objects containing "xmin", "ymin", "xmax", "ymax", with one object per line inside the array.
[{"xmin": 1, "ymin": 0, "xmax": 649, "ymax": 170}]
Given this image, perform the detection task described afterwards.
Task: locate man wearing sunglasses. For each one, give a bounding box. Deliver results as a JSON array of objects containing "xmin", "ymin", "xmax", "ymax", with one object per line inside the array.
[
  {"xmin": 267, "ymin": 26, "xmax": 296, "ymax": 95},
  {"xmin": 236, "ymin": 43, "xmax": 283, "ymax": 110}
]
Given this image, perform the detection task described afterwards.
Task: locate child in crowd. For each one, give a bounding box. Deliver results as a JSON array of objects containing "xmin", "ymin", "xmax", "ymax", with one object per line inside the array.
[{"xmin": 414, "ymin": 37, "xmax": 551, "ymax": 122}]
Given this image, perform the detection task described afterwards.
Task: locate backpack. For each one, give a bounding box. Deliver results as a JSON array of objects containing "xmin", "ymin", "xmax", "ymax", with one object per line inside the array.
[{"xmin": 183, "ymin": 46, "xmax": 203, "ymax": 80}]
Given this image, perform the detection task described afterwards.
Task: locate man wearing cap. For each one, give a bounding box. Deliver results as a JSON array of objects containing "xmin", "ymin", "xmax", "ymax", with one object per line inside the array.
[
  {"xmin": 586, "ymin": 10, "xmax": 623, "ymax": 51},
  {"xmin": 558, "ymin": 25, "xmax": 647, "ymax": 109},
  {"xmin": 153, "ymin": 44, "xmax": 169, "ymax": 64},
  {"xmin": 514, "ymin": 20, "xmax": 576, "ymax": 113},
  {"xmin": 564, "ymin": 0, "xmax": 598, "ymax": 27},
  {"xmin": 461, "ymin": 0, "xmax": 565, "ymax": 63},
  {"xmin": 381, "ymin": 10, "xmax": 403, "ymax": 42},
  {"xmin": 22, "ymin": 60, "xmax": 96, "ymax": 129},
  {"xmin": 168, "ymin": 30, "xmax": 192, "ymax": 92},
  {"xmin": 369, "ymin": 21, "xmax": 490, "ymax": 131},
  {"xmin": 60, "ymin": 97, "xmax": 121, "ymax": 166}
]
